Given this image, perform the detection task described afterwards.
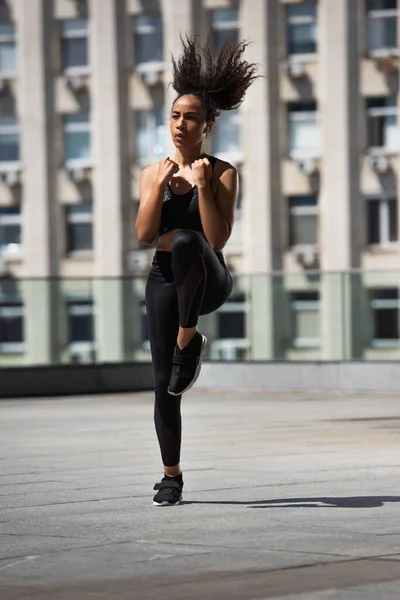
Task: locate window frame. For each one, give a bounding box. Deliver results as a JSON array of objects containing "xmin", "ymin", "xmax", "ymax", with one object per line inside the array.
[
  {"xmin": 0, "ymin": 23, "xmax": 17, "ymax": 76},
  {"xmin": 133, "ymin": 12, "xmax": 164, "ymax": 69},
  {"xmin": 290, "ymin": 291, "xmax": 321, "ymax": 349},
  {"xmin": 288, "ymin": 195, "xmax": 318, "ymax": 247},
  {"xmin": 0, "ymin": 115, "xmax": 20, "ymax": 166},
  {"xmin": 366, "ymin": 0, "xmax": 399, "ymax": 57},
  {"xmin": 60, "ymin": 19, "xmax": 90, "ymax": 75},
  {"xmin": 66, "ymin": 295, "xmax": 94, "ymax": 348},
  {"xmin": 210, "ymin": 8, "xmax": 239, "ymax": 54},
  {"xmin": 285, "ymin": 1, "xmax": 318, "ymax": 59},
  {"xmin": 366, "ymin": 97, "xmax": 399, "ymax": 154},
  {"xmin": 135, "ymin": 108, "xmax": 166, "ymax": 166},
  {"xmin": 366, "ymin": 194, "xmax": 398, "ymax": 246},
  {"xmin": 370, "ymin": 287, "xmax": 400, "ymax": 348},
  {"xmin": 0, "ymin": 294, "xmax": 24, "ymax": 354},
  {"xmin": 0, "ymin": 206, "xmax": 22, "ymax": 257},
  {"xmin": 287, "ymin": 103, "xmax": 320, "ymax": 159},
  {"xmin": 62, "ymin": 113, "xmax": 92, "ymax": 168},
  {"xmin": 65, "ymin": 203, "xmax": 93, "ymax": 254}
]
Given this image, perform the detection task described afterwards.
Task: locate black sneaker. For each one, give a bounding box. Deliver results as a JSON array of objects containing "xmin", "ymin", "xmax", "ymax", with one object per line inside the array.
[
  {"xmin": 153, "ymin": 475, "xmax": 183, "ymax": 506},
  {"xmin": 168, "ymin": 331, "xmax": 208, "ymax": 396}
]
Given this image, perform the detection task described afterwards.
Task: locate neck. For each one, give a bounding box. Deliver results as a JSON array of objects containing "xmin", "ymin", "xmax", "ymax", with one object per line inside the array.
[{"xmin": 173, "ymin": 144, "xmax": 205, "ymax": 168}]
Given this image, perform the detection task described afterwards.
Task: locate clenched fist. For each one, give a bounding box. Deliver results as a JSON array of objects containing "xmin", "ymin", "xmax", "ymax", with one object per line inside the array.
[
  {"xmin": 156, "ymin": 157, "xmax": 180, "ymax": 187},
  {"xmin": 191, "ymin": 157, "xmax": 212, "ymax": 189}
]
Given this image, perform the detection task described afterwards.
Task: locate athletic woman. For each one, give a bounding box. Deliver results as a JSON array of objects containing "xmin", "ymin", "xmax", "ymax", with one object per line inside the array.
[{"xmin": 135, "ymin": 36, "xmax": 258, "ymax": 506}]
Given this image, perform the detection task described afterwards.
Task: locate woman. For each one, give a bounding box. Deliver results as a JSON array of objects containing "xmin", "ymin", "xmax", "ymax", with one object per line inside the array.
[{"xmin": 135, "ymin": 36, "xmax": 258, "ymax": 506}]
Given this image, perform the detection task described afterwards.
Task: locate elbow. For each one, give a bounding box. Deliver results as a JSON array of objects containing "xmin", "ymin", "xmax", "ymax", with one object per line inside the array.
[{"xmin": 135, "ymin": 225, "xmax": 156, "ymax": 246}]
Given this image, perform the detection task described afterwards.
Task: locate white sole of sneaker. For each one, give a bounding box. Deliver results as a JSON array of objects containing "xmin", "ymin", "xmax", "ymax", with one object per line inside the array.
[
  {"xmin": 168, "ymin": 334, "xmax": 208, "ymax": 397},
  {"xmin": 153, "ymin": 495, "xmax": 183, "ymax": 507}
]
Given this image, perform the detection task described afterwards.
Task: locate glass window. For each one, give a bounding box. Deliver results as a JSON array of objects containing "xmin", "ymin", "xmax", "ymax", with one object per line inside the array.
[
  {"xmin": 212, "ymin": 109, "xmax": 241, "ymax": 155},
  {"xmin": 63, "ymin": 113, "xmax": 91, "ymax": 163},
  {"xmin": 217, "ymin": 293, "xmax": 246, "ymax": 340},
  {"xmin": 0, "ymin": 116, "xmax": 19, "ymax": 162},
  {"xmin": 0, "ymin": 206, "xmax": 21, "ymax": 255},
  {"xmin": 67, "ymin": 297, "xmax": 94, "ymax": 344},
  {"xmin": 61, "ymin": 19, "xmax": 89, "ymax": 72},
  {"xmin": 133, "ymin": 13, "xmax": 163, "ymax": 64},
  {"xmin": 136, "ymin": 109, "xmax": 165, "ymax": 161},
  {"xmin": 0, "ymin": 296, "xmax": 24, "ymax": 354},
  {"xmin": 367, "ymin": 196, "xmax": 397, "ymax": 245},
  {"xmin": 66, "ymin": 204, "xmax": 93, "ymax": 253},
  {"xmin": 367, "ymin": 97, "xmax": 399, "ymax": 152},
  {"xmin": 288, "ymin": 102, "xmax": 320, "ymax": 158},
  {"xmin": 290, "ymin": 291, "xmax": 320, "ymax": 348},
  {"xmin": 0, "ymin": 24, "xmax": 16, "ymax": 75},
  {"xmin": 367, "ymin": 0, "xmax": 398, "ymax": 55},
  {"xmin": 211, "ymin": 9, "xmax": 239, "ymax": 53},
  {"xmin": 370, "ymin": 288, "xmax": 400, "ymax": 346},
  {"xmin": 286, "ymin": 2, "xmax": 317, "ymax": 56},
  {"xmin": 289, "ymin": 195, "xmax": 318, "ymax": 246}
]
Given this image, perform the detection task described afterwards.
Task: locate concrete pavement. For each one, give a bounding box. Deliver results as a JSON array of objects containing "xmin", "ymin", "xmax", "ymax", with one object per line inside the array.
[{"xmin": 1, "ymin": 389, "xmax": 400, "ymax": 599}]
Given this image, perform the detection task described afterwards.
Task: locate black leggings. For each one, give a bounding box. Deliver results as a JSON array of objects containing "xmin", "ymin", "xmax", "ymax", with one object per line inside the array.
[{"xmin": 145, "ymin": 229, "xmax": 233, "ymax": 467}]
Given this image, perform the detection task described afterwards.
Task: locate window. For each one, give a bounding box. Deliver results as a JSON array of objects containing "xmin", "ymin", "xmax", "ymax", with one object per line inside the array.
[
  {"xmin": 133, "ymin": 13, "xmax": 163, "ymax": 65},
  {"xmin": 0, "ymin": 23, "xmax": 16, "ymax": 75},
  {"xmin": 370, "ymin": 288, "xmax": 400, "ymax": 347},
  {"xmin": 288, "ymin": 102, "xmax": 320, "ymax": 159},
  {"xmin": 0, "ymin": 116, "xmax": 19, "ymax": 163},
  {"xmin": 67, "ymin": 297, "xmax": 94, "ymax": 344},
  {"xmin": 66, "ymin": 204, "xmax": 93, "ymax": 253},
  {"xmin": 61, "ymin": 19, "xmax": 89, "ymax": 72},
  {"xmin": 289, "ymin": 195, "xmax": 318, "ymax": 246},
  {"xmin": 63, "ymin": 113, "xmax": 91, "ymax": 164},
  {"xmin": 136, "ymin": 109, "xmax": 165, "ymax": 162},
  {"xmin": 0, "ymin": 206, "xmax": 21, "ymax": 256},
  {"xmin": 286, "ymin": 2, "xmax": 317, "ymax": 56},
  {"xmin": 212, "ymin": 109, "xmax": 241, "ymax": 156},
  {"xmin": 0, "ymin": 295, "xmax": 24, "ymax": 354},
  {"xmin": 367, "ymin": 196, "xmax": 397, "ymax": 245},
  {"xmin": 367, "ymin": 0, "xmax": 398, "ymax": 55},
  {"xmin": 211, "ymin": 9, "xmax": 239, "ymax": 53},
  {"xmin": 367, "ymin": 97, "xmax": 399, "ymax": 153},
  {"xmin": 290, "ymin": 291, "xmax": 320, "ymax": 349},
  {"xmin": 217, "ymin": 293, "xmax": 246, "ymax": 340}
]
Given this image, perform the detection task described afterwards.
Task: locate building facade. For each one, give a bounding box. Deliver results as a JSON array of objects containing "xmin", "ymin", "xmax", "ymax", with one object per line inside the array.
[{"xmin": 0, "ymin": 0, "xmax": 399, "ymax": 366}]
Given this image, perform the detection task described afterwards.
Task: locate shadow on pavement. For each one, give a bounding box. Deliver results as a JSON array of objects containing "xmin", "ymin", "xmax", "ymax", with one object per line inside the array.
[{"xmin": 184, "ymin": 496, "xmax": 400, "ymax": 509}]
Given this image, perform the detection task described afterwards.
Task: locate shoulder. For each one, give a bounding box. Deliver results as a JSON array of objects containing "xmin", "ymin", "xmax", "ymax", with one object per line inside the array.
[
  {"xmin": 140, "ymin": 162, "xmax": 158, "ymax": 182},
  {"xmin": 209, "ymin": 156, "xmax": 238, "ymax": 193}
]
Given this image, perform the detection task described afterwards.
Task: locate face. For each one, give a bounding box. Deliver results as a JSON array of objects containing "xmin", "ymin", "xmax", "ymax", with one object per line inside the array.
[{"xmin": 170, "ymin": 94, "xmax": 214, "ymax": 148}]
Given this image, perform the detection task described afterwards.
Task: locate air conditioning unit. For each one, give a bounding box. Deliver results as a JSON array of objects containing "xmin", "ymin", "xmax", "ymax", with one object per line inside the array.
[
  {"xmin": 141, "ymin": 69, "xmax": 163, "ymax": 87},
  {"xmin": 66, "ymin": 74, "xmax": 87, "ymax": 92},
  {"xmin": 293, "ymin": 245, "xmax": 319, "ymax": 268},
  {"xmin": 67, "ymin": 166, "xmax": 91, "ymax": 183},
  {"xmin": 368, "ymin": 154, "xmax": 389, "ymax": 174},
  {"xmin": 297, "ymin": 157, "xmax": 317, "ymax": 175},
  {"xmin": 286, "ymin": 60, "xmax": 305, "ymax": 79},
  {"xmin": 0, "ymin": 168, "xmax": 21, "ymax": 186},
  {"xmin": 69, "ymin": 344, "xmax": 95, "ymax": 364}
]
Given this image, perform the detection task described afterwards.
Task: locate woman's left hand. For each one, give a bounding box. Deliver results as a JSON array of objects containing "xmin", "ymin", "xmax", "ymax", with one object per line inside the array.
[{"xmin": 191, "ymin": 157, "xmax": 212, "ymax": 188}]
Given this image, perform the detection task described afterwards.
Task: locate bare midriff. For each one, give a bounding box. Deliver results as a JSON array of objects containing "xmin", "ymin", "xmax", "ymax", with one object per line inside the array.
[{"xmin": 156, "ymin": 228, "xmax": 208, "ymax": 252}]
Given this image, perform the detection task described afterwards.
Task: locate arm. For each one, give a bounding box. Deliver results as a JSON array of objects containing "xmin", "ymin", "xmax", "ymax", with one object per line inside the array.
[
  {"xmin": 135, "ymin": 159, "xmax": 179, "ymax": 245},
  {"xmin": 195, "ymin": 159, "xmax": 238, "ymax": 250}
]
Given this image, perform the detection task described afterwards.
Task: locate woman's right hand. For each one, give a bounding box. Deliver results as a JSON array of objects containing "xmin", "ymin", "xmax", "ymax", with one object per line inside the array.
[{"xmin": 156, "ymin": 157, "xmax": 180, "ymax": 187}]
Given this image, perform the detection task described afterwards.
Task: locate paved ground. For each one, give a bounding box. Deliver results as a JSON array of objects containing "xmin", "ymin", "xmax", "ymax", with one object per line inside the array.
[{"xmin": 0, "ymin": 389, "xmax": 400, "ymax": 599}]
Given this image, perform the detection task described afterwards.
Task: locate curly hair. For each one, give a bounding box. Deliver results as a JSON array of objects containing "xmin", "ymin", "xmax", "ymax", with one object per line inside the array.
[{"xmin": 171, "ymin": 35, "xmax": 259, "ymax": 121}]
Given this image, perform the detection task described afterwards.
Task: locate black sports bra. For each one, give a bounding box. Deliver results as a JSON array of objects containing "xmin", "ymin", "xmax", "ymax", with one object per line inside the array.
[{"xmin": 158, "ymin": 155, "xmax": 218, "ymax": 237}]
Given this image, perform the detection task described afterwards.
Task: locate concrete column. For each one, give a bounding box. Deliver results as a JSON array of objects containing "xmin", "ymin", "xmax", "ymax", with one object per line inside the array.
[
  {"xmin": 319, "ymin": 0, "xmax": 362, "ymax": 359},
  {"xmin": 241, "ymin": 0, "xmax": 283, "ymax": 359},
  {"xmin": 90, "ymin": 0, "xmax": 130, "ymax": 361},
  {"xmin": 17, "ymin": 0, "xmax": 58, "ymax": 363},
  {"xmin": 161, "ymin": 0, "xmax": 199, "ymax": 156}
]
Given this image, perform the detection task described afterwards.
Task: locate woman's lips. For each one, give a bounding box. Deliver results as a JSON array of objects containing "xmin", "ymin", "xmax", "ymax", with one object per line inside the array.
[{"xmin": 175, "ymin": 132, "xmax": 186, "ymax": 139}]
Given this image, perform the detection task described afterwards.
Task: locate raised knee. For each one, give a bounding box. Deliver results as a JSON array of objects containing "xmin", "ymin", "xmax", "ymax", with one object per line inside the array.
[{"xmin": 171, "ymin": 230, "xmax": 201, "ymax": 256}]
